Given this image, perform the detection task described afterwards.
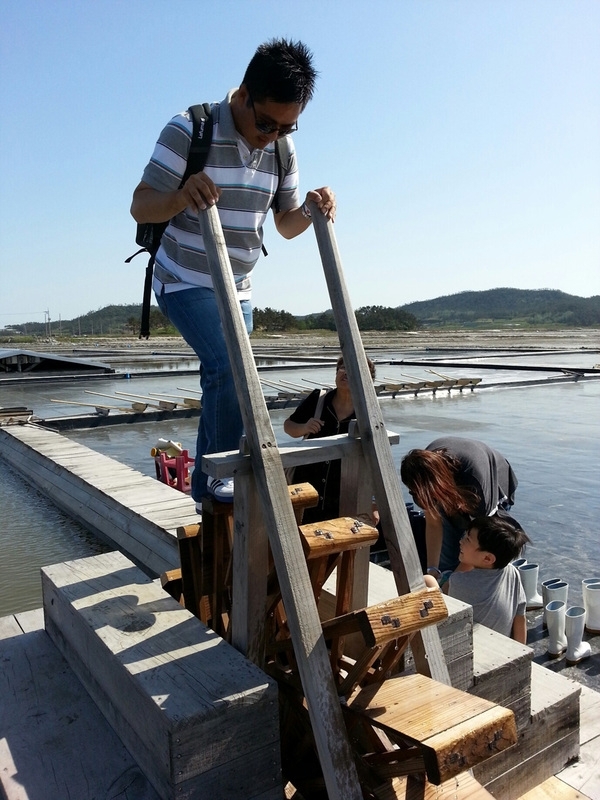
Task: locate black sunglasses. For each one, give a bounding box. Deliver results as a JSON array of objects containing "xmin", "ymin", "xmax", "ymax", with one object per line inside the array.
[{"xmin": 248, "ymin": 95, "xmax": 298, "ymax": 138}]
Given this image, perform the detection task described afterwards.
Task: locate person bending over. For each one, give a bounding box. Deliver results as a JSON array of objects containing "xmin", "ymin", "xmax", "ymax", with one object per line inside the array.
[
  {"xmin": 425, "ymin": 516, "xmax": 530, "ymax": 643},
  {"xmin": 131, "ymin": 39, "xmax": 336, "ymax": 509},
  {"xmin": 283, "ymin": 357, "xmax": 376, "ymax": 524},
  {"xmin": 400, "ymin": 436, "xmax": 521, "ymax": 576}
]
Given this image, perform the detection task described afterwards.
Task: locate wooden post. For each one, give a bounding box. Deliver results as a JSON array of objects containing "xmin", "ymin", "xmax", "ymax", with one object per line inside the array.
[
  {"xmin": 231, "ymin": 469, "xmax": 269, "ymax": 666},
  {"xmin": 199, "ymin": 205, "xmax": 363, "ymax": 800},
  {"xmin": 310, "ymin": 204, "xmax": 451, "ymax": 685},
  {"xmin": 340, "ymin": 421, "xmax": 375, "ymax": 614}
]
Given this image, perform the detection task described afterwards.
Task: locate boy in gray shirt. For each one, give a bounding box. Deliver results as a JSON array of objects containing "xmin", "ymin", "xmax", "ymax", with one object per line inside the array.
[{"xmin": 427, "ymin": 516, "xmax": 530, "ymax": 643}]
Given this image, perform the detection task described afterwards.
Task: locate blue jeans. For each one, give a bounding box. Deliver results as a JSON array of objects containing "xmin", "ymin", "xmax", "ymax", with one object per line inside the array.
[{"xmin": 156, "ymin": 286, "xmax": 252, "ymax": 501}]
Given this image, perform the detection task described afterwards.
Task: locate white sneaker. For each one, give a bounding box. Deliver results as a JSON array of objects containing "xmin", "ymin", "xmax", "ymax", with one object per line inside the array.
[{"xmin": 207, "ymin": 476, "xmax": 234, "ymax": 503}]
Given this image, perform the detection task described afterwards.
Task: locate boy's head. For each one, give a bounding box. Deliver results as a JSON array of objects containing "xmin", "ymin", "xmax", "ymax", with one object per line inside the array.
[{"xmin": 460, "ymin": 516, "xmax": 530, "ymax": 570}]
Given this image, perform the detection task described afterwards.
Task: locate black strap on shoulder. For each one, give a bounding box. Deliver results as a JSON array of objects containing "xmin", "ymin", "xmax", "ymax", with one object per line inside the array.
[
  {"xmin": 185, "ymin": 103, "xmax": 213, "ymax": 183},
  {"xmin": 260, "ymin": 135, "xmax": 291, "ymax": 258},
  {"xmin": 133, "ymin": 103, "xmax": 213, "ymax": 339},
  {"xmin": 272, "ymin": 136, "xmax": 291, "ymax": 215}
]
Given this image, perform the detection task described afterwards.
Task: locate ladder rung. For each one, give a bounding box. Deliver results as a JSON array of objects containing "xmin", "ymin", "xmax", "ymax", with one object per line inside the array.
[
  {"xmin": 299, "ymin": 517, "xmax": 379, "ymax": 559},
  {"xmin": 322, "ymin": 587, "xmax": 447, "ymax": 647},
  {"xmin": 347, "ymin": 674, "xmax": 517, "ymax": 784}
]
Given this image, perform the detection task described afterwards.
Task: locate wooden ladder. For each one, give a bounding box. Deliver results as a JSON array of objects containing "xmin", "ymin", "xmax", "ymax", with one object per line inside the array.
[{"xmin": 173, "ymin": 204, "xmax": 512, "ymax": 799}]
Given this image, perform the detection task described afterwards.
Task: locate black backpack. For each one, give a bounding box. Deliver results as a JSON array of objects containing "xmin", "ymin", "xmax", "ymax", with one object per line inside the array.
[{"xmin": 127, "ymin": 103, "xmax": 289, "ymax": 338}]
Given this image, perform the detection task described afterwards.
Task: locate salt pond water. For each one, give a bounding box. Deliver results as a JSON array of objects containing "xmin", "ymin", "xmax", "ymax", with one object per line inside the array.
[{"xmin": 1, "ymin": 350, "xmax": 599, "ymax": 620}]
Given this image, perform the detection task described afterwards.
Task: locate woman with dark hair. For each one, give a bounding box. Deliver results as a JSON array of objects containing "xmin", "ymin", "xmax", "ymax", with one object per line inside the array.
[
  {"xmin": 400, "ymin": 437, "xmax": 521, "ymax": 578},
  {"xmin": 284, "ymin": 356, "xmax": 376, "ymax": 524}
]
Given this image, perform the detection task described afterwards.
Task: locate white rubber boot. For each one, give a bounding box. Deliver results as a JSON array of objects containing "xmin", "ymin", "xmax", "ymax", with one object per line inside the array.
[
  {"xmin": 542, "ymin": 578, "xmax": 563, "ymax": 629},
  {"xmin": 583, "ymin": 580, "xmax": 600, "ymax": 634},
  {"xmin": 565, "ymin": 606, "xmax": 591, "ymax": 665},
  {"xmin": 512, "ymin": 558, "xmax": 527, "ymax": 569},
  {"xmin": 544, "ymin": 580, "xmax": 569, "ymax": 629},
  {"xmin": 518, "ymin": 563, "xmax": 543, "ymax": 609},
  {"xmin": 546, "ymin": 600, "xmax": 567, "ymax": 657}
]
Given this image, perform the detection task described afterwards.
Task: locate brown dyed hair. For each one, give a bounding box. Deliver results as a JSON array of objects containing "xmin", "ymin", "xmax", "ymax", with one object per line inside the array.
[{"xmin": 400, "ymin": 448, "xmax": 478, "ymax": 517}]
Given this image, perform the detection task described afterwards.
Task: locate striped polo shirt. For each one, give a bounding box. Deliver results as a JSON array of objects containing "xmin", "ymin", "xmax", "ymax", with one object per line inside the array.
[{"xmin": 141, "ymin": 90, "xmax": 300, "ymax": 299}]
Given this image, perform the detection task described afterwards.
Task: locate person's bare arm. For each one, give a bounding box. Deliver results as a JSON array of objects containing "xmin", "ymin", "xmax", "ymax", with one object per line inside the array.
[
  {"xmin": 425, "ymin": 510, "xmax": 444, "ymax": 570},
  {"xmin": 274, "ymin": 187, "xmax": 336, "ymax": 239},
  {"xmin": 283, "ymin": 417, "xmax": 323, "ymax": 438},
  {"xmin": 511, "ymin": 614, "xmax": 527, "ymax": 644},
  {"xmin": 130, "ymin": 173, "xmax": 221, "ymax": 224}
]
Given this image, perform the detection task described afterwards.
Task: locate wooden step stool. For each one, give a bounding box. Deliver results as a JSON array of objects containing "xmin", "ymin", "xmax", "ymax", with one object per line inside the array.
[
  {"xmin": 167, "ymin": 483, "xmax": 320, "ymax": 638},
  {"xmin": 346, "ymin": 673, "xmax": 517, "ymax": 786},
  {"xmin": 266, "ymin": 515, "xmax": 379, "ymax": 681},
  {"xmin": 321, "ymin": 586, "xmax": 448, "ymax": 695}
]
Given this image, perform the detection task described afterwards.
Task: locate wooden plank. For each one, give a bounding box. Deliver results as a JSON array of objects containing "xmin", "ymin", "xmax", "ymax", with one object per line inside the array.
[
  {"xmin": 578, "ymin": 684, "xmax": 600, "ymax": 743},
  {"xmin": 479, "ymin": 731, "xmax": 580, "ymax": 799},
  {"xmin": 200, "ymin": 204, "xmax": 362, "ymax": 800},
  {"xmin": 231, "ymin": 470, "xmax": 270, "ymax": 665},
  {"xmin": 0, "ymin": 622, "xmax": 162, "ymax": 800},
  {"xmin": 299, "ymin": 517, "xmax": 379, "ymax": 559},
  {"xmin": 177, "ymin": 523, "xmax": 204, "ymax": 619},
  {"xmin": 518, "ymin": 775, "xmax": 592, "ymax": 800},
  {"xmin": 473, "ymin": 663, "xmax": 580, "ymax": 788},
  {"xmin": 348, "ymin": 673, "xmax": 516, "ymax": 783},
  {"xmin": 14, "ymin": 607, "xmax": 44, "ymax": 633},
  {"xmin": 340, "ymin": 435, "xmax": 375, "ymax": 617},
  {"xmin": 311, "ymin": 207, "xmax": 450, "ymax": 684},
  {"xmin": 324, "ymin": 587, "xmax": 448, "ymax": 648},
  {"xmin": 203, "ymin": 430, "xmax": 400, "ymax": 477},
  {"xmin": 0, "ymin": 426, "xmax": 185, "ymax": 574},
  {"xmin": 323, "ymin": 564, "xmax": 474, "ymax": 690},
  {"xmin": 373, "ymin": 771, "xmax": 494, "ymax": 799},
  {"xmin": 470, "ymin": 623, "xmax": 532, "ymax": 729},
  {"xmin": 42, "ymin": 551, "xmax": 282, "ymax": 800},
  {"xmin": 0, "ymin": 615, "xmax": 22, "ymax": 639}
]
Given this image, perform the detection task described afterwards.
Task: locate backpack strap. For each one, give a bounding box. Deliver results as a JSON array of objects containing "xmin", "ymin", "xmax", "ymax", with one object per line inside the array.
[
  {"xmin": 185, "ymin": 103, "xmax": 213, "ymax": 183},
  {"xmin": 302, "ymin": 389, "xmax": 328, "ymax": 440},
  {"xmin": 134, "ymin": 103, "xmax": 213, "ymax": 339},
  {"xmin": 259, "ymin": 135, "xmax": 292, "ymax": 258},
  {"xmin": 314, "ymin": 388, "xmax": 327, "ymax": 420},
  {"xmin": 272, "ymin": 135, "xmax": 292, "ymax": 214}
]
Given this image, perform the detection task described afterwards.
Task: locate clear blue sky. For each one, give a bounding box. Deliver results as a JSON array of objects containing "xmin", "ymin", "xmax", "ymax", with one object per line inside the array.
[{"xmin": 1, "ymin": 0, "xmax": 599, "ymax": 328}]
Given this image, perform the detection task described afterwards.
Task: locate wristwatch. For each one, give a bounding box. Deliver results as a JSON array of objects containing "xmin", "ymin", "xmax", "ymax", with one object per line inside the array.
[
  {"xmin": 427, "ymin": 566, "xmax": 442, "ymax": 578},
  {"xmin": 300, "ymin": 201, "xmax": 312, "ymax": 220}
]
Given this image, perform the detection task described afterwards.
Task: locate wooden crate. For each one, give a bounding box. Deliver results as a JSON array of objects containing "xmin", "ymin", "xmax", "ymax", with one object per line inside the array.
[{"xmin": 42, "ymin": 551, "xmax": 282, "ymax": 800}]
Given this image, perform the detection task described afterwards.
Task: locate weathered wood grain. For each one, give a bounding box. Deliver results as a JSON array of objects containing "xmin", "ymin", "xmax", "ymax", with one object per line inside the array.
[
  {"xmin": 299, "ymin": 517, "xmax": 379, "ymax": 559},
  {"xmin": 474, "ymin": 662, "xmax": 580, "ymax": 792},
  {"xmin": 42, "ymin": 551, "xmax": 281, "ymax": 800},
  {"xmin": 0, "ymin": 425, "xmax": 194, "ymax": 574},
  {"xmin": 372, "ymin": 771, "xmax": 494, "ymax": 799},
  {"xmin": 200, "ymin": 204, "xmax": 363, "ymax": 800},
  {"xmin": 310, "ymin": 206, "xmax": 450, "ymax": 684},
  {"xmin": 348, "ymin": 673, "xmax": 516, "ymax": 784}
]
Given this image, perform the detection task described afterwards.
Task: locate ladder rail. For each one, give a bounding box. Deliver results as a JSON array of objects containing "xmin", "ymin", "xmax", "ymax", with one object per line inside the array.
[
  {"xmin": 199, "ymin": 204, "xmax": 363, "ymax": 800},
  {"xmin": 310, "ymin": 203, "xmax": 451, "ymax": 685}
]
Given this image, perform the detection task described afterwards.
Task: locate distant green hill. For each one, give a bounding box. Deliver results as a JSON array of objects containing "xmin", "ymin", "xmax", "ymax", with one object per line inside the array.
[
  {"xmin": 400, "ymin": 288, "xmax": 600, "ymax": 328},
  {"xmin": 3, "ymin": 289, "xmax": 599, "ymax": 338}
]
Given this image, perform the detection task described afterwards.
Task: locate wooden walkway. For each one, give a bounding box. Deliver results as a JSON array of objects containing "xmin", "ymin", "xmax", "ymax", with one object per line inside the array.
[
  {"xmin": 1, "ymin": 423, "xmax": 598, "ymax": 799},
  {"xmin": 0, "ymin": 422, "xmax": 198, "ymax": 575}
]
